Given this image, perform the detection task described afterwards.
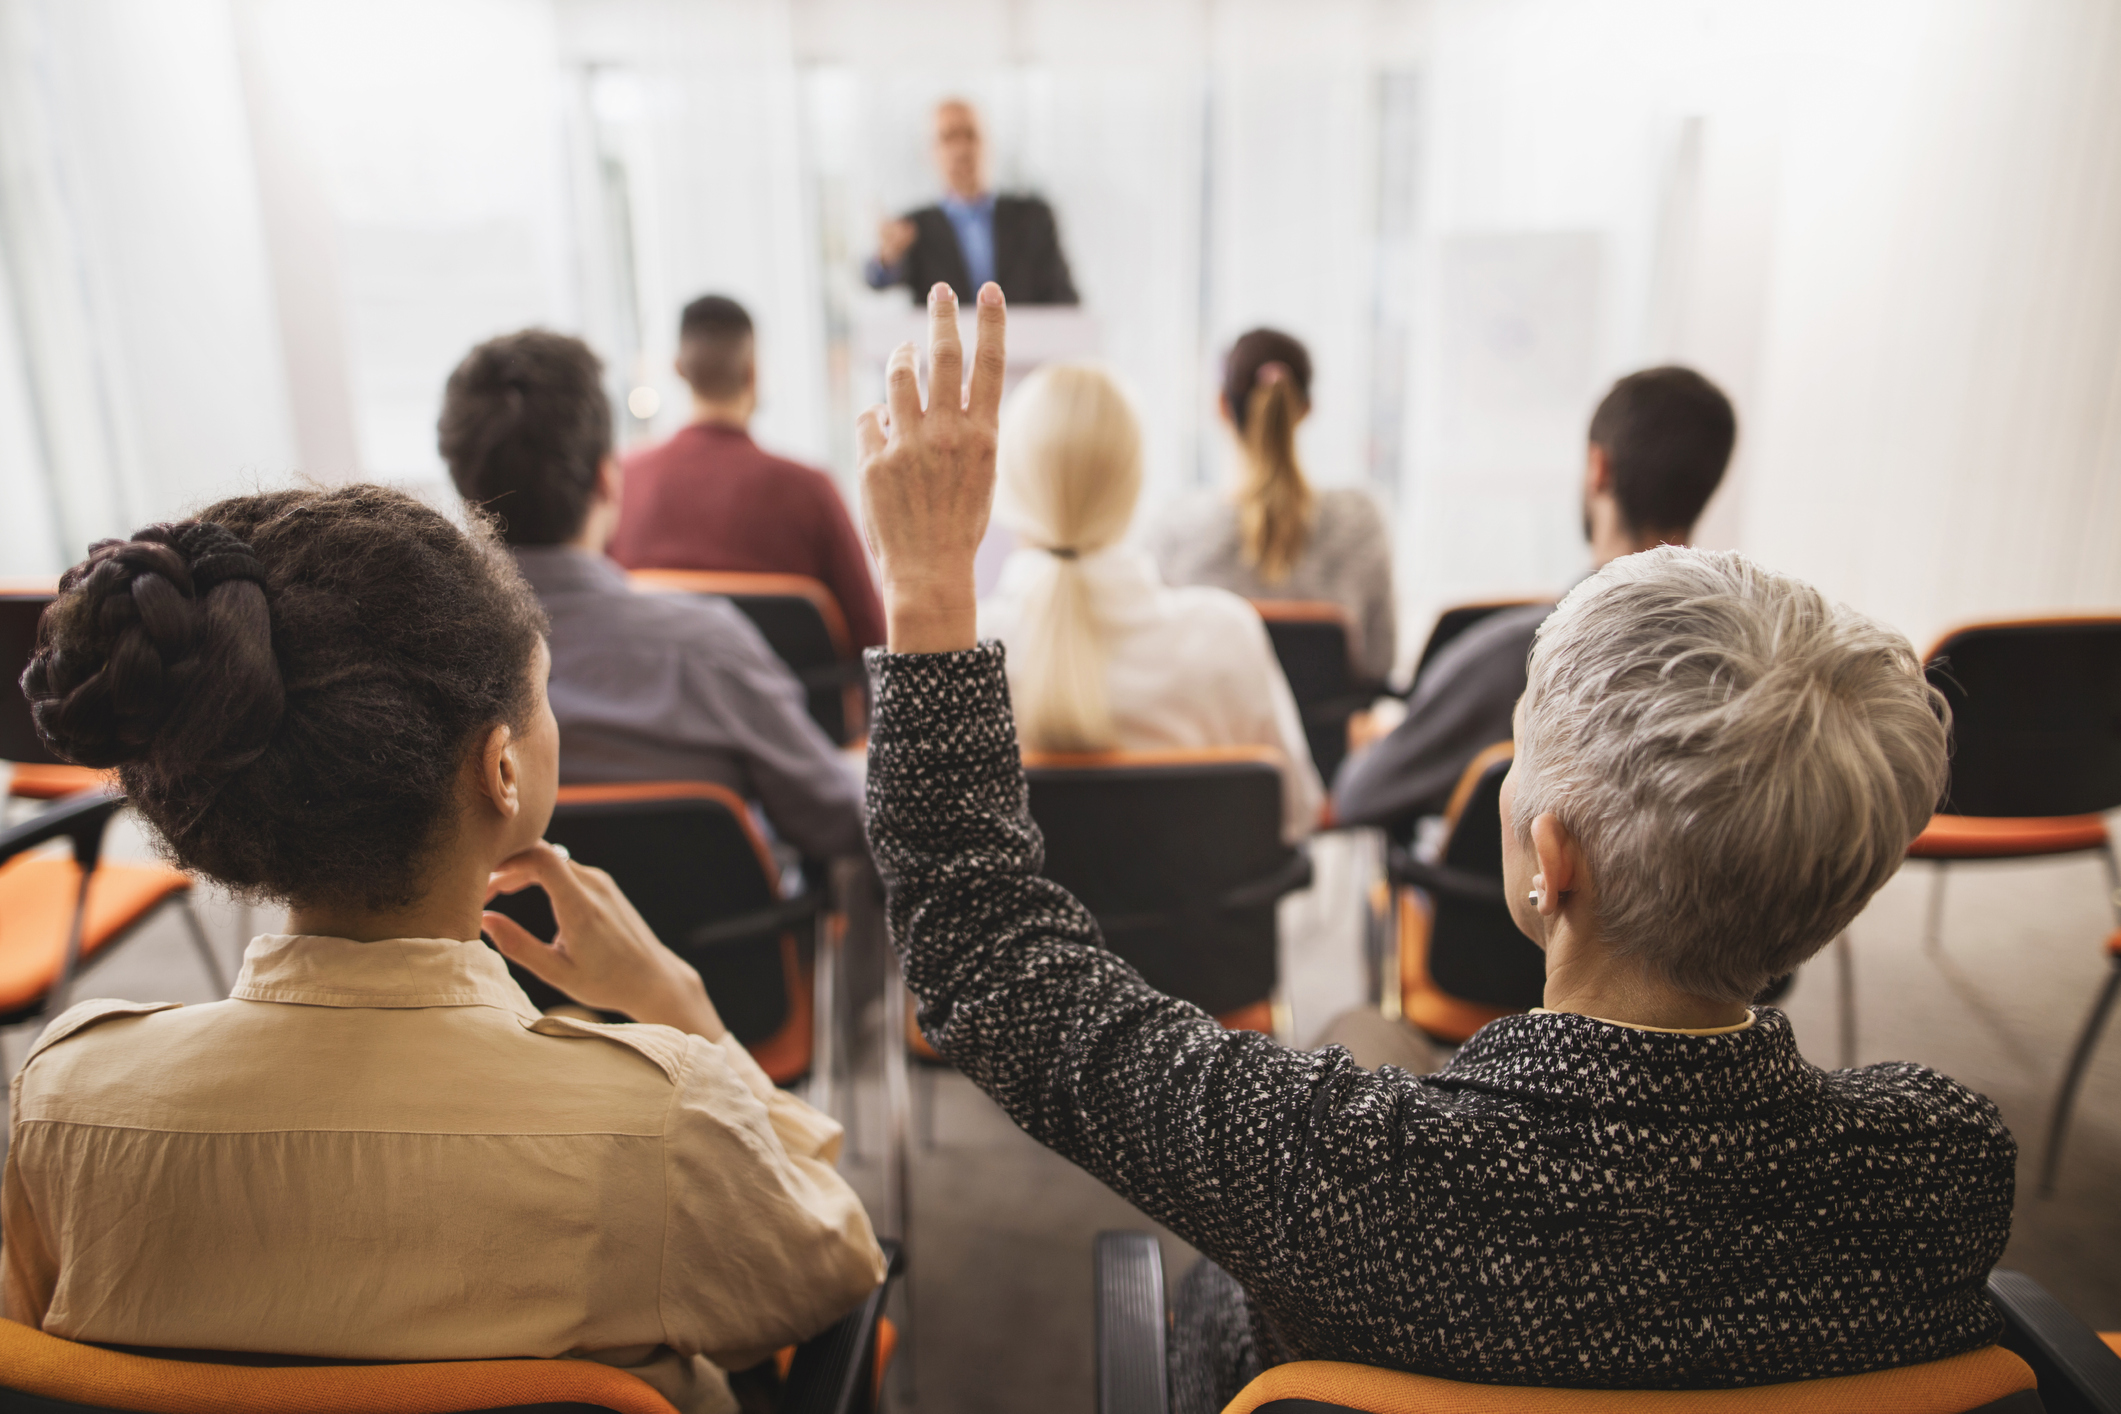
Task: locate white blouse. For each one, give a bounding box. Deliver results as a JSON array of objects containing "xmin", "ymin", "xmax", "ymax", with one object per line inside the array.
[{"xmin": 978, "ymin": 545, "xmax": 1325, "ymax": 842}]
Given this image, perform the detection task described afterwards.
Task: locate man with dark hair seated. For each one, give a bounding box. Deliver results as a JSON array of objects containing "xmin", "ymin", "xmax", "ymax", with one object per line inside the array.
[
  {"xmin": 1334, "ymin": 365, "xmax": 1737, "ymax": 836},
  {"xmin": 439, "ymin": 329, "xmax": 863, "ymax": 862},
  {"xmin": 607, "ymin": 295, "xmax": 887, "ymax": 652}
]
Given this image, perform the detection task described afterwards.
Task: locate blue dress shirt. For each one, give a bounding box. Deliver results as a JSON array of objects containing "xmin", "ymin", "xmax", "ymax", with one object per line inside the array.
[{"xmin": 938, "ymin": 192, "xmax": 997, "ymax": 289}]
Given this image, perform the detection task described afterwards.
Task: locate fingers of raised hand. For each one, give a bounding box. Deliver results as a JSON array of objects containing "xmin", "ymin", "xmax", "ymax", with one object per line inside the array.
[
  {"xmin": 885, "ymin": 341, "xmax": 922, "ymax": 425},
  {"xmin": 969, "ymin": 281, "xmax": 1007, "ymax": 424},
  {"xmin": 855, "ymin": 405, "xmax": 888, "ymax": 465},
  {"xmin": 927, "ymin": 283, "xmax": 964, "ymax": 404}
]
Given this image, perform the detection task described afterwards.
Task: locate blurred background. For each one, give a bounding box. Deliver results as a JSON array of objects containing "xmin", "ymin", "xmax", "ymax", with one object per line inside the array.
[{"xmin": 3, "ymin": 0, "xmax": 2116, "ymax": 665}]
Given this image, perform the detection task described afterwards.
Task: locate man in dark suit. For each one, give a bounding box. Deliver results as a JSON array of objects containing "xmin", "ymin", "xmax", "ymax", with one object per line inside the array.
[{"xmin": 866, "ymin": 99, "xmax": 1078, "ymax": 306}]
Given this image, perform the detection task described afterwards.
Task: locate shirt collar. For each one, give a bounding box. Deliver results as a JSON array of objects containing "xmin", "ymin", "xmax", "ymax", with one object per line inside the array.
[
  {"xmin": 940, "ymin": 190, "xmax": 995, "ymax": 219},
  {"xmin": 230, "ymin": 935, "xmax": 540, "ymax": 1019},
  {"xmin": 1432, "ymin": 1006, "xmax": 1821, "ymax": 1119},
  {"xmin": 510, "ymin": 545, "xmax": 631, "ymax": 598}
]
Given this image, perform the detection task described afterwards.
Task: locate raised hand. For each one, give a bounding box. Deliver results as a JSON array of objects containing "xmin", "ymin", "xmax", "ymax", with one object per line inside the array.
[
  {"xmin": 483, "ymin": 841, "xmax": 725, "ymax": 1039},
  {"xmin": 856, "ymin": 280, "xmax": 1007, "ymax": 654}
]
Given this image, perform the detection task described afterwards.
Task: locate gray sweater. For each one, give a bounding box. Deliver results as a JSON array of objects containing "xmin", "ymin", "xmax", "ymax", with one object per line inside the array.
[
  {"xmin": 1152, "ymin": 487, "xmax": 1396, "ymax": 683},
  {"xmin": 864, "ymin": 642, "xmax": 2015, "ymax": 1389}
]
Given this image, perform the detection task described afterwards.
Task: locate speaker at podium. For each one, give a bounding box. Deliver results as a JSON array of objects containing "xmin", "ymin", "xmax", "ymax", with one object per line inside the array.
[{"xmin": 854, "ymin": 304, "xmax": 1102, "ymax": 594}]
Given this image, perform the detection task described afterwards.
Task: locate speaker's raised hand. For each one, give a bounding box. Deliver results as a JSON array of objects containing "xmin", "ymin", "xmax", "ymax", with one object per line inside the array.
[{"xmin": 856, "ymin": 280, "xmax": 1006, "ymax": 654}]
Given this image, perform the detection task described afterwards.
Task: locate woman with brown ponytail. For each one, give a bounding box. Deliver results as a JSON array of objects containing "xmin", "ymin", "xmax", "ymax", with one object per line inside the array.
[
  {"xmin": 1154, "ymin": 328, "xmax": 1397, "ymax": 684},
  {"xmin": 4, "ymin": 486, "xmax": 882, "ymax": 1414}
]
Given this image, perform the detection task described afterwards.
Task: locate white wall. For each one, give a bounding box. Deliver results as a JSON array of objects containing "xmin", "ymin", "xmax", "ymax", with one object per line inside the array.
[
  {"xmin": 1, "ymin": 0, "xmax": 2115, "ymax": 668},
  {"xmin": 0, "ymin": 0, "xmax": 297, "ymax": 559},
  {"xmin": 1739, "ymin": 0, "xmax": 2121, "ymax": 651}
]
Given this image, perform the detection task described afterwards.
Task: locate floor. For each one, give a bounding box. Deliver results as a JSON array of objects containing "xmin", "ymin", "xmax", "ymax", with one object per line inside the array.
[{"xmin": 3, "ymin": 816, "xmax": 2116, "ymax": 1413}]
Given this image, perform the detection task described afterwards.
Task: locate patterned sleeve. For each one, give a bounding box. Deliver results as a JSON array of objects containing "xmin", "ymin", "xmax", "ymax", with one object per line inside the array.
[{"xmin": 862, "ymin": 642, "xmax": 1410, "ymax": 1278}]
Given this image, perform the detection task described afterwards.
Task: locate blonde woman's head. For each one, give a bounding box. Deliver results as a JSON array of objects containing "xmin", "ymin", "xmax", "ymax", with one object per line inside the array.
[
  {"xmin": 993, "ymin": 364, "xmax": 1144, "ymax": 752},
  {"xmin": 1510, "ymin": 546, "xmax": 1948, "ymax": 1003}
]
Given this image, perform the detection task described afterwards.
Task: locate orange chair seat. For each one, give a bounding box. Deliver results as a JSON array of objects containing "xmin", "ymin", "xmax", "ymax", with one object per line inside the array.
[
  {"xmin": 1224, "ymin": 1345, "xmax": 2035, "ymax": 1414},
  {"xmin": 1398, "ymin": 888, "xmax": 1520, "ymax": 1046},
  {"xmin": 7, "ymin": 763, "xmax": 115, "ymax": 799},
  {"xmin": 0, "ymin": 856, "xmax": 191, "ymax": 1014},
  {"xmin": 1908, "ymin": 813, "xmax": 2109, "ymax": 859},
  {"xmin": 0, "ymin": 1318, "xmax": 679, "ymax": 1414}
]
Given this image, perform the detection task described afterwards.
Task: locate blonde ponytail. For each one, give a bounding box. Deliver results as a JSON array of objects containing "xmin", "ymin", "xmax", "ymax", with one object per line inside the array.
[
  {"xmin": 994, "ymin": 364, "xmax": 1144, "ymax": 753},
  {"xmin": 1236, "ymin": 374, "xmax": 1314, "ymax": 584}
]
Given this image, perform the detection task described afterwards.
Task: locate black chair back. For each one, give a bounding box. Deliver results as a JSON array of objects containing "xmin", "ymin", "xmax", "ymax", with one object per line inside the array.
[
  {"xmin": 1411, "ymin": 599, "xmax": 1550, "ymax": 689},
  {"xmin": 1424, "ymin": 752, "xmax": 1546, "ymax": 1011},
  {"xmin": 484, "ymin": 785, "xmax": 795, "ymax": 1046},
  {"xmin": 630, "ymin": 570, "xmax": 862, "ymax": 745},
  {"xmin": 1024, "ymin": 750, "xmax": 1309, "ymax": 1019},
  {"xmin": 1926, "ymin": 617, "xmax": 2121, "ymax": 818},
  {"xmin": 1, "ymin": 593, "xmax": 61, "ymax": 764},
  {"xmin": 1254, "ymin": 605, "xmax": 1356, "ymax": 785}
]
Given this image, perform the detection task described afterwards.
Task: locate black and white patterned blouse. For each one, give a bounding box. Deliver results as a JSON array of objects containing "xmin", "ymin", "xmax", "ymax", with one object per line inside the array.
[{"xmin": 864, "ymin": 643, "xmax": 2017, "ymax": 1389}]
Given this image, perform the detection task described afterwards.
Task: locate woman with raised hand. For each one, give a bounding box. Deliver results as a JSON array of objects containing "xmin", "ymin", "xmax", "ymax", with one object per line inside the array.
[
  {"xmin": 860, "ymin": 284, "xmax": 2013, "ymax": 1410},
  {"xmin": 5, "ymin": 487, "xmax": 882, "ymax": 1414},
  {"xmin": 1153, "ymin": 328, "xmax": 1396, "ymax": 684},
  {"xmin": 977, "ymin": 361, "xmax": 1322, "ymax": 842}
]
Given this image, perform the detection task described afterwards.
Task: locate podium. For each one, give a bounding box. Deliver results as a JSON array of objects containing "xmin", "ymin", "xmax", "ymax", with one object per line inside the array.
[{"xmin": 852, "ymin": 304, "xmax": 1101, "ymax": 403}]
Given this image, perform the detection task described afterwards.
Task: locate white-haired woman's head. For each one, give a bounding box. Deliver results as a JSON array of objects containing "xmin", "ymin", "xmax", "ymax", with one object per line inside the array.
[
  {"xmin": 1509, "ymin": 546, "xmax": 1948, "ymax": 1003},
  {"xmin": 993, "ymin": 363, "xmax": 1143, "ymax": 752}
]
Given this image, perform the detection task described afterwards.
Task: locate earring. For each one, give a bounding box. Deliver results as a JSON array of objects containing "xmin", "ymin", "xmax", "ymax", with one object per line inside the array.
[{"xmin": 1527, "ymin": 889, "xmax": 1543, "ymax": 909}]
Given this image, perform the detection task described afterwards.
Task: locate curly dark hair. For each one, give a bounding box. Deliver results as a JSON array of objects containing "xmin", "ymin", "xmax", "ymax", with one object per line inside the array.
[
  {"xmin": 438, "ymin": 329, "xmax": 612, "ymax": 546},
  {"xmin": 22, "ymin": 484, "xmax": 547, "ymax": 911}
]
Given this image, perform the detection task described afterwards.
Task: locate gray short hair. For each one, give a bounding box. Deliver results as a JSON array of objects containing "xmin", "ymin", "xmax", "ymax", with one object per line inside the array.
[{"xmin": 1513, "ymin": 547, "xmax": 1948, "ymax": 1003}]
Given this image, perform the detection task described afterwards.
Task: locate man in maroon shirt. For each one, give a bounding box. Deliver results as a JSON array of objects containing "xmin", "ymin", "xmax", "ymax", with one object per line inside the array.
[{"xmin": 610, "ymin": 295, "xmax": 887, "ymax": 651}]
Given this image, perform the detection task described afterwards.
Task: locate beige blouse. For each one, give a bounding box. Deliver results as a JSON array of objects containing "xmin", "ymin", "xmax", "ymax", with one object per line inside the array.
[{"xmin": 1, "ymin": 935, "xmax": 884, "ymax": 1414}]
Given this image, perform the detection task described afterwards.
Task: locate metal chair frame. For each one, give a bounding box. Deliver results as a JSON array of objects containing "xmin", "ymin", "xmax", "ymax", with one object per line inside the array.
[{"xmin": 0, "ymin": 788, "xmax": 224, "ymax": 1031}]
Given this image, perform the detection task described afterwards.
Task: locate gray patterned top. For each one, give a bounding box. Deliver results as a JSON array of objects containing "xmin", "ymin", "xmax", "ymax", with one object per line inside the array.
[
  {"xmin": 864, "ymin": 642, "xmax": 2017, "ymax": 1388},
  {"xmin": 1151, "ymin": 487, "xmax": 1397, "ymax": 683}
]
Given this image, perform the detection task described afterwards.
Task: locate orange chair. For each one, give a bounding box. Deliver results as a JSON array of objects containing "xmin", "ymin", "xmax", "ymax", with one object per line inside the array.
[
  {"xmin": 1, "ymin": 586, "xmax": 110, "ymax": 801},
  {"xmin": 1378, "ymin": 742, "xmax": 1544, "ymax": 1045},
  {"xmin": 0, "ymin": 1240, "xmax": 905, "ymax": 1414},
  {"xmin": 483, "ymin": 782, "xmax": 835, "ymax": 1090},
  {"xmin": 628, "ymin": 569, "xmax": 867, "ymax": 745},
  {"xmin": 1903, "ymin": 616, "xmax": 2121, "ymax": 1196},
  {"xmin": 1095, "ymin": 1232, "xmax": 2121, "ymax": 1414},
  {"xmin": 0, "ymin": 788, "xmax": 224, "ymax": 1027},
  {"xmin": 1250, "ymin": 600, "xmax": 1382, "ymax": 786}
]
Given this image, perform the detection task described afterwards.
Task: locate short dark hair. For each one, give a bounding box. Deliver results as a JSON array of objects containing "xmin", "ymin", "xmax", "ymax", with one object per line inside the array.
[
  {"xmin": 1586, "ymin": 366, "xmax": 1737, "ymax": 535},
  {"xmin": 438, "ymin": 330, "xmax": 611, "ymax": 545},
  {"xmin": 677, "ymin": 295, "xmax": 755, "ymax": 400},
  {"xmin": 24, "ymin": 485, "xmax": 546, "ymax": 912}
]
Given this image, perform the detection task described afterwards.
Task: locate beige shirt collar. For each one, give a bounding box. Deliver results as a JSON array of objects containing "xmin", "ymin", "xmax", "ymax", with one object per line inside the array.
[{"xmin": 230, "ymin": 934, "xmax": 539, "ymax": 1019}]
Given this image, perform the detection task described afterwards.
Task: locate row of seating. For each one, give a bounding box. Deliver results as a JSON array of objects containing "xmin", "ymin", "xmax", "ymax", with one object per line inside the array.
[{"xmin": 4, "ymin": 582, "xmax": 2120, "ymax": 1414}]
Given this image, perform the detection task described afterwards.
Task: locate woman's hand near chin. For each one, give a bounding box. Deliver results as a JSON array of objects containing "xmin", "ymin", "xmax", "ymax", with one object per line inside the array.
[
  {"xmin": 857, "ymin": 280, "xmax": 1008, "ymax": 654},
  {"xmin": 482, "ymin": 841, "xmax": 726, "ymax": 1039}
]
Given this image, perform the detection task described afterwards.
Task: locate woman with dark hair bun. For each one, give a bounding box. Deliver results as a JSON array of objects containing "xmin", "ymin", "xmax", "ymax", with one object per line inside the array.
[
  {"xmin": 1153, "ymin": 328, "xmax": 1397, "ymax": 684},
  {"xmin": 6, "ymin": 485, "xmax": 882, "ymax": 1414}
]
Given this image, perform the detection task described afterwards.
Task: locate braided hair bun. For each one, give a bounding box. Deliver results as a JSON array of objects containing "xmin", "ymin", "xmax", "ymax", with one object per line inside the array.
[
  {"xmin": 26, "ymin": 521, "xmax": 283, "ymax": 780},
  {"xmin": 21, "ymin": 486, "xmax": 545, "ymax": 910}
]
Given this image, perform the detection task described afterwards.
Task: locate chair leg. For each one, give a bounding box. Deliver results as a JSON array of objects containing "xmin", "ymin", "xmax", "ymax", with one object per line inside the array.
[
  {"xmin": 1835, "ymin": 932, "xmax": 1856, "ymax": 1071},
  {"xmin": 2039, "ymin": 953, "xmax": 2121, "ymax": 1199},
  {"xmin": 178, "ymin": 895, "xmax": 230, "ymax": 998},
  {"xmin": 1923, "ymin": 862, "xmax": 1948, "ymax": 954},
  {"xmin": 810, "ymin": 914, "xmax": 838, "ymax": 1128}
]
